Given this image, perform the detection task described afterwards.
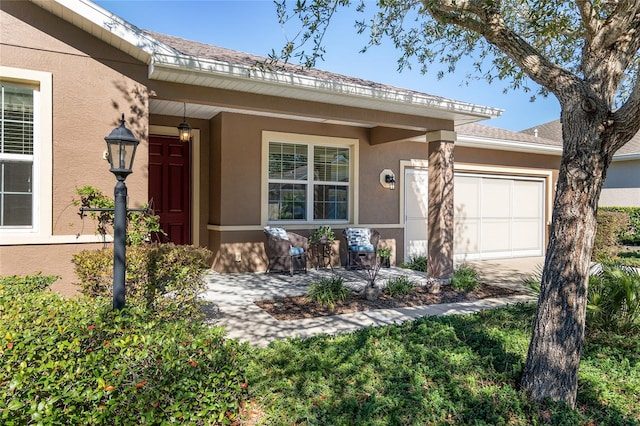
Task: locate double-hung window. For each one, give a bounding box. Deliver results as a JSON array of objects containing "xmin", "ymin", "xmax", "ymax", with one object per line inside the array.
[
  {"xmin": 1, "ymin": 83, "xmax": 34, "ymax": 228},
  {"xmin": 267, "ymin": 136, "xmax": 353, "ymax": 223}
]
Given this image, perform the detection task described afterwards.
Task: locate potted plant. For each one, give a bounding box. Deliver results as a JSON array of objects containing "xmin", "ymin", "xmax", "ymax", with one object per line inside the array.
[
  {"xmin": 378, "ymin": 247, "xmax": 391, "ymax": 268},
  {"xmin": 309, "ymin": 225, "xmax": 335, "ymax": 245}
]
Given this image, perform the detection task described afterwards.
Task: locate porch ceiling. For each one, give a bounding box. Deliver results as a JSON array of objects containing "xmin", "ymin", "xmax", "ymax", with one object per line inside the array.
[{"xmin": 150, "ymin": 99, "xmax": 370, "ymax": 128}]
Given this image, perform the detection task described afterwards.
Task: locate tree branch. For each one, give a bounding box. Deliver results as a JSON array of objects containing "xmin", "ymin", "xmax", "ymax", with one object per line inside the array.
[
  {"xmin": 576, "ymin": 0, "xmax": 599, "ymax": 40},
  {"xmin": 422, "ymin": 0, "xmax": 580, "ymax": 100},
  {"xmin": 610, "ymin": 74, "xmax": 640, "ymax": 152}
]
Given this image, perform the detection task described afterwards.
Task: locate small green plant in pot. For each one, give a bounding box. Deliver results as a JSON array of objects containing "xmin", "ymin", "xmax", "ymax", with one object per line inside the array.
[
  {"xmin": 309, "ymin": 225, "xmax": 335, "ymax": 245},
  {"xmin": 378, "ymin": 247, "xmax": 391, "ymax": 268}
]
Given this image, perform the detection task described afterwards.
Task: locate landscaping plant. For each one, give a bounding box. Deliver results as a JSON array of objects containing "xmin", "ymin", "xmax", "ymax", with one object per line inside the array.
[
  {"xmin": 72, "ymin": 243, "xmax": 213, "ymax": 320},
  {"xmin": 401, "ymin": 255, "xmax": 428, "ymax": 272},
  {"xmin": 384, "ymin": 275, "xmax": 415, "ymax": 297},
  {"xmin": 587, "ymin": 264, "xmax": 640, "ymax": 336},
  {"xmin": 0, "ymin": 275, "xmax": 251, "ymax": 425},
  {"xmin": 307, "ymin": 276, "xmax": 350, "ymax": 309},
  {"xmin": 451, "ymin": 265, "xmax": 482, "ymax": 291},
  {"xmin": 73, "ymin": 185, "xmax": 165, "ymax": 246}
]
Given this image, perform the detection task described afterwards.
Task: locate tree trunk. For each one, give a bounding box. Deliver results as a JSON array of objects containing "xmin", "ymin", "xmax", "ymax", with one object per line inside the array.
[{"xmin": 520, "ymin": 113, "xmax": 609, "ymax": 408}]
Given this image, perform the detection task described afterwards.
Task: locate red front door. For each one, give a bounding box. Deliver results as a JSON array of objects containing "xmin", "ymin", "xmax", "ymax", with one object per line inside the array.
[{"xmin": 148, "ymin": 135, "xmax": 191, "ymax": 245}]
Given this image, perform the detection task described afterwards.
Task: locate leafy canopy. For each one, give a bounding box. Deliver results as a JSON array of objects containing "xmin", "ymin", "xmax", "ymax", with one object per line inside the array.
[{"xmin": 272, "ymin": 0, "xmax": 639, "ymax": 103}]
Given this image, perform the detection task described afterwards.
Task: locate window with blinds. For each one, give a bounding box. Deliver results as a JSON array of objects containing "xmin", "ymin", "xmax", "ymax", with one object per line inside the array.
[
  {"xmin": 267, "ymin": 141, "xmax": 350, "ymax": 222},
  {"xmin": 1, "ymin": 83, "xmax": 34, "ymax": 227}
]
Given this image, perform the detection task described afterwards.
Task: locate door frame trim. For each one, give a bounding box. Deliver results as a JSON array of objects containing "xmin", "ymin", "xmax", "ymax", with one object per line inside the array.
[
  {"xmin": 400, "ymin": 159, "xmax": 429, "ymax": 262},
  {"xmin": 149, "ymin": 125, "xmax": 201, "ymax": 246}
]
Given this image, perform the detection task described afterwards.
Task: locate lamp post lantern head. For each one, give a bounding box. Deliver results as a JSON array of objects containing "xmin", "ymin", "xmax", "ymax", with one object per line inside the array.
[{"xmin": 105, "ymin": 114, "xmax": 139, "ymax": 181}]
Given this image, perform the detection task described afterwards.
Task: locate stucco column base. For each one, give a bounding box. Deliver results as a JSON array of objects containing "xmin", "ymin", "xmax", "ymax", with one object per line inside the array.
[{"xmin": 427, "ymin": 131, "xmax": 455, "ymax": 279}]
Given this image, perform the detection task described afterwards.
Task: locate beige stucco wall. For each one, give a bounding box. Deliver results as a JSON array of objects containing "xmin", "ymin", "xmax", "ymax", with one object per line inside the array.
[
  {"xmin": 207, "ymin": 112, "xmax": 443, "ymax": 271},
  {"xmin": 1, "ymin": 2, "xmax": 150, "ymax": 293},
  {"xmin": 0, "ymin": 1, "xmax": 566, "ymax": 284}
]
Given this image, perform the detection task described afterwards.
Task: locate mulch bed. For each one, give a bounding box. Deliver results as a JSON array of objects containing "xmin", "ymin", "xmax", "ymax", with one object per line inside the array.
[{"xmin": 255, "ymin": 284, "xmax": 527, "ymax": 320}]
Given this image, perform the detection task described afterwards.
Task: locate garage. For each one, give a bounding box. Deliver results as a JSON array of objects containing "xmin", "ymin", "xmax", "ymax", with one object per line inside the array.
[{"xmin": 454, "ymin": 174, "xmax": 545, "ymax": 260}]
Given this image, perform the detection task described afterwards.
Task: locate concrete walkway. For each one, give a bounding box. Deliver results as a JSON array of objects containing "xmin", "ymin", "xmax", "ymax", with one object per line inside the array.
[{"xmin": 201, "ymin": 257, "xmax": 543, "ymax": 347}]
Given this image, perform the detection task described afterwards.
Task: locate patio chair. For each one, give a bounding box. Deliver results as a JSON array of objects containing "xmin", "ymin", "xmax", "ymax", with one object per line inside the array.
[
  {"xmin": 263, "ymin": 226, "xmax": 308, "ymax": 275},
  {"xmin": 343, "ymin": 227, "xmax": 380, "ymax": 270}
]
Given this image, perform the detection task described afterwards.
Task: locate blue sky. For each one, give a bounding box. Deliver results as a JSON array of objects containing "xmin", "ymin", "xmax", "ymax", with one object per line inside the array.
[{"xmin": 94, "ymin": 0, "xmax": 561, "ymax": 131}]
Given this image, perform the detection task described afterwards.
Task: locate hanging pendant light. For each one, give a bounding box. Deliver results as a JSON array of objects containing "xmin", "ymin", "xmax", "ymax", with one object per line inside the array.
[{"xmin": 177, "ymin": 102, "xmax": 192, "ymax": 142}]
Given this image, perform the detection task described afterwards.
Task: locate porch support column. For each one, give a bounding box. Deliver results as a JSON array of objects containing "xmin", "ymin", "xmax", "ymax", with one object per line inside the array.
[{"xmin": 427, "ymin": 130, "xmax": 456, "ymax": 280}]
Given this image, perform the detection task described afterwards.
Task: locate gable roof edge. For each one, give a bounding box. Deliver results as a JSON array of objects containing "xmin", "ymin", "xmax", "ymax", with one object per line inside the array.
[{"xmin": 29, "ymin": 0, "xmax": 179, "ymax": 64}]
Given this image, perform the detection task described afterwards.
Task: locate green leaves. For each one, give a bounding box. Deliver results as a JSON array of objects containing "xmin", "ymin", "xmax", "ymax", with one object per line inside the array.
[
  {"xmin": 0, "ymin": 275, "xmax": 251, "ymax": 424},
  {"xmin": 307, "ymin": 276, "xmax": 350, "ymax": 309}
]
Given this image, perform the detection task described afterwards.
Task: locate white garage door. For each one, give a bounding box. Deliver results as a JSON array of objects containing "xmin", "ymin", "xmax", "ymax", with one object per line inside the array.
[{"xmin": 454, "ymin": 174, "xmax": 545, "ymax": 260}]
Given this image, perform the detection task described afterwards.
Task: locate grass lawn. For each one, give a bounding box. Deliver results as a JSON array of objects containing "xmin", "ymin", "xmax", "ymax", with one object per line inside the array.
[
  {"xmin": 2, "ymin": 276, "xmax": 639, "ymax": 425},
  {"xmin": 246, "ymin": 303, "xmax": 640, "ymax": 425}
]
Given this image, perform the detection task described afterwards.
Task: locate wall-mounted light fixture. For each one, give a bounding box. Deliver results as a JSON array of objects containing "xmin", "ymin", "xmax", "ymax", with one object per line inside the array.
[
  {"xmin": 379, "ymin": 169, "xmax": 396, "ymax": 190},
  {"xmin": 177, "ymin": 102, "xmax": 192, "ymax": 142}
]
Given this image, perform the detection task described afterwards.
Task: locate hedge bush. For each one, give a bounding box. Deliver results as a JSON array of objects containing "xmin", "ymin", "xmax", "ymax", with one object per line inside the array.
[
  {"xmin": 593, "ymin": 210, "xmax": 629, "ymax": 259},
  {"xmin": 599, "ymin": 207, "xmax": 640, "ymax": 245},
  {"xmin": 0, "ymin": 275, "xmax": 250, "ymax": 425},
  {"xmin": 72, "ymin": 243, "xmax": 213, "ymax": 320}
]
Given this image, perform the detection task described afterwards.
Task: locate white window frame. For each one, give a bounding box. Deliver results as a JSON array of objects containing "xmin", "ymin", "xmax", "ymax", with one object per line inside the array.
[
  {"xmin": 0, "ymin": 67, "xmax": 52, "ymax": 243},
  {"xmin": 261, "ymin": 131, "xmax": 359, "ymax": 226}
]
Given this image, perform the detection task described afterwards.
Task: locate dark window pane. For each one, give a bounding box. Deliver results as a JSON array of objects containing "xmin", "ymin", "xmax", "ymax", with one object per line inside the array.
[
  {"xmin": 3, "ymin": 194, "xmax": 32, "ymax": 226},
  {"xmin": 268, "ymin": 183, "xmax": 307, "ymax": 220},
  {"xmin": 314, "ymin": 185, "xmax": 348, "ymax": 220},
  {"xmin": 3, "ymin": 161, "xmax": 32, "ymax": 192}
]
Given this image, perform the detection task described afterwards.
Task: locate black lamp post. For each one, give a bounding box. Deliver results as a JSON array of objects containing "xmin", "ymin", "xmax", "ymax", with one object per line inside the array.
[{"xmin": 104, "ymin": 114, "xmax": 139, "ymax": 309}]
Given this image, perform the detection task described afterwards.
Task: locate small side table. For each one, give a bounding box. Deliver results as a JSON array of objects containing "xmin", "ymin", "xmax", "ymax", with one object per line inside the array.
[{"xmin": 313, "ymin": 242, "xmax": 333, "ymax": 270}]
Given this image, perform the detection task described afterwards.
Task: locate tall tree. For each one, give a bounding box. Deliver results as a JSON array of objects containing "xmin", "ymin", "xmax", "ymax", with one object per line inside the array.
[{"xmin": 271, "ymin": 0, "xmax": 640, "ymax": 407}]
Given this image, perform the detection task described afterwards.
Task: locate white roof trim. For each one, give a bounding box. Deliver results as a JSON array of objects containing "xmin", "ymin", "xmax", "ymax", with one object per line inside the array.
[
  {"xmin": 149, "ymin": 54, "xmax": 503, "ymax": 121},
  {"xmin": 613, "ymin": 153, "xmax": 640, "ymax": 161},
  {"xmin": 29, "ymin": 0, "xmax": 179, "ymax": 63},
  {"xmin": 31, "ymin": 0, "xmax": 502, "ymax": 123},
  {"xmin": 455, "ymin": 134, "xmax": 563, "ymax": 155}
]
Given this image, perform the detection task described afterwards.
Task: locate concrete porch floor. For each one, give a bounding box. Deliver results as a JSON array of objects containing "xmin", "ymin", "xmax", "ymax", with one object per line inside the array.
[{"xmin": 200, "ymin": 257, "xmax": 544, "ymax": 347}]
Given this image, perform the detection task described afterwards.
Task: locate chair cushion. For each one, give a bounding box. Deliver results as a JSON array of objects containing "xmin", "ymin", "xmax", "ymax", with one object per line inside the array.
[
  {"xmin": 349, "ymin": 244, "xmax": 375, "ymax": 252},
  {"xmin": 345, "ymin": 228, "xmax": 371, "ymax": 246},
  {"xmin": 290, "ymin": 247, "xmax": 305, "ymax": 256},
  {"xmin": 264, "ymin": 226, "xmax": 289, "ymax": 240}
]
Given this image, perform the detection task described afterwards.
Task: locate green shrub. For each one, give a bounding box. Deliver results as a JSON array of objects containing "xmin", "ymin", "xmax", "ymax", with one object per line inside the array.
[
  {"xmin": 384, "ymin": 275, "xmax": 415, "ymax": 296},
  {"xmin": 72, "ymin": 243, "xmax": 213, "ymax": 319},
  {"xmin": 0, "ymin": 272, "xmax": 59, "ymax": 294},
  {"xmin": 451, "ymin": 265, "xmax": 481, "ymax": 291},
  {"xmin": 614, "ymin": 250, "xmax": 640, "ymax": 267},
  {"xmin": 401, "ymin": 256, "xmax": 428, "ymax": 272},
  {"xmin": 587, "ymin": 264, "xmax": 640, "ymax": 335},
  {"xmin": 594, "ymin": 210, "xmax": 630, "ymax": 259},
  {"xmin": 74, "ymin": 185, "xmax": 165, "ymax": 245},
  {"xmin": 0, "ymin": 275, "xmax": 250, "ymax": 425},
  {"xmin": 600, "ymin": 206, "xmax": 640, "ymax": 246},
  {"xmin": 307, "ymin": 277, "xmax": 350, "ymax": 309}
]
